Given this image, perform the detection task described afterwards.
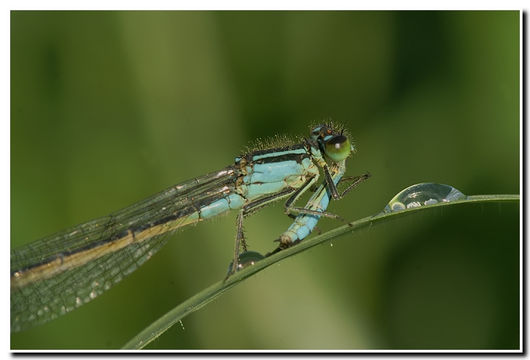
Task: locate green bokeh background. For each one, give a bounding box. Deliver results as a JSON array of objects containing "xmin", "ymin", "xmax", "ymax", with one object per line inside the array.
[{"xmin": 11, "ymin": 11, "xmax": 519, "ymax": 349}]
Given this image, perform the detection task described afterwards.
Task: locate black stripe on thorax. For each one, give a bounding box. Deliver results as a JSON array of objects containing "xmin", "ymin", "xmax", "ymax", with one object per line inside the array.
[
  {"xmin": 246, "ymin": 143, "xmax": 307, "ymax": 157},
  {"xmin": 254, "ymin": 152, "xmax": 311, "ymax": 165},
  {"xmin": 242, "ymin": 144, "xmax": 312, "ymax": 165}
]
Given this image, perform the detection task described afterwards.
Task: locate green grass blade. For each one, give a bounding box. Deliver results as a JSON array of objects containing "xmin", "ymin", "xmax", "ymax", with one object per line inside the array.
[{"xmin": 122, "ymin": 193, "xmax": 519, "ymax": 349}]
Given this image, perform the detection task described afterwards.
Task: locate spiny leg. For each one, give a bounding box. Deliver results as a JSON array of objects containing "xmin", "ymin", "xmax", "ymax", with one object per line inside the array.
[
  {"xmin": 337, "ymin": 173, "xmax": 371, "ymax": 198},
  {"xmin": 290, "ymin": 173, "xmax": 370, "ymax": 218},
  {"xmin": 286, "ymin": 206, "xmax": 345, "ymax": 221},
  {"xmin": 323, "ymin": 165, "xmax": 340, "ymax": 200},
  {"xmin": 269, "ymin": 172, "xmax": 371, "ymax": 256},
  {"xmin": 283, "ymin": 175, "xmax": 318, "ymax": 212},
  {"xmin": 285, "ymin": 173, "xmax": 371, "ymax": 221},
  {"xmin": 229, "ymin": 210, "xmax": 246, "ymax": 276},
  {"xmin": 282, "ymin": 175, "xmax": 345, "ymax": 220},
  {"xmin": 284, "ymin": 173, "xmax": 345, "ymax": 221},
  {"xmin": 322, "ymin": 165, "xmax": 370, "ymax": 200},
  {"xmin": 227, "ymin": 188, "xmax": 298, "ymax": 278}
]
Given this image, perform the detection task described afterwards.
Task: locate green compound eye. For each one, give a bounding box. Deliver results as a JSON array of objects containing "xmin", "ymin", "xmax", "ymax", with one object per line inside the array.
[{"xmin": 324, "ymin": 134, "xmax": 351, "ymax": 162}]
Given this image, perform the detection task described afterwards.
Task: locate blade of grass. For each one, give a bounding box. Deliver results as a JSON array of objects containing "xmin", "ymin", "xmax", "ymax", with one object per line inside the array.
[{"xmin": 122, "ymin": 193, "xmax": 519, "ymax": 349}]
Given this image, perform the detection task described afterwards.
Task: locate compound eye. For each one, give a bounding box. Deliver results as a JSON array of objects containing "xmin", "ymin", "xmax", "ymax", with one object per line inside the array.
[{"xmin": 324, "ymin": 135, "xmax": 351, "ymax": 162}]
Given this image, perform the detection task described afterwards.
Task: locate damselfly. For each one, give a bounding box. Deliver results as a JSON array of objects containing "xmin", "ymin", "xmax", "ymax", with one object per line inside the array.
[{"xmin": 11, "ymin": 123, "xmax": 369, "ymax": 332}]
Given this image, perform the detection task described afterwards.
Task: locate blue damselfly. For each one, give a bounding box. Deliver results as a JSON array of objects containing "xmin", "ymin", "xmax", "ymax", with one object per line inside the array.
[{"xmin": 11, "ymin": 123, "xmax": 369, "ymax": 332}]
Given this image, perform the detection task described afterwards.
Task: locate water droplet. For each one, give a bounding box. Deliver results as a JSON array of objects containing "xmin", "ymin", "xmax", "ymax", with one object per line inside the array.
[
  {"xmin": 384, "ymin": 183, "xmax": 466, "ymax": 213},
  {"xmin": 90, "ymin": 290, "xmax": 97, "ymax": 299},
  {"xmin": 227, "ymin": 251, "xmax": 265, "ymax": 275},
  {"xmin": 178, "ymin": 320, "xmax": 185, "ymax": 330},
  {"xmin": 75, "ymin": 297, "xmax": 82, "ymax": 307}
]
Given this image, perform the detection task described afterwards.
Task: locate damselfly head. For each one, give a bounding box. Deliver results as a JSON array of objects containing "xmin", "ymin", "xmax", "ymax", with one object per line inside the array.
[{"xmin": 310, "ymin": 123, "xmax": 354, "ymax": 163}]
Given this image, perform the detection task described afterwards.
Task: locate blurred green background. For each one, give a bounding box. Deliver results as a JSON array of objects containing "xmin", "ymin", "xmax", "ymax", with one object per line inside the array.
[{"xmin": 11, "ymin": 11, "xmax": 519, "ymax": 349}]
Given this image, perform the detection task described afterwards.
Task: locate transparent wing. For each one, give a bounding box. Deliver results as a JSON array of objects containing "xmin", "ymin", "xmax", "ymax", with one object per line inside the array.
[
  {"xmin": 11, "ymin": 166, "xmax": 238, "ymax": 332},
  {"xmin": 11, "ymin": 235, "xmax": 168, "ymax": 333}
]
